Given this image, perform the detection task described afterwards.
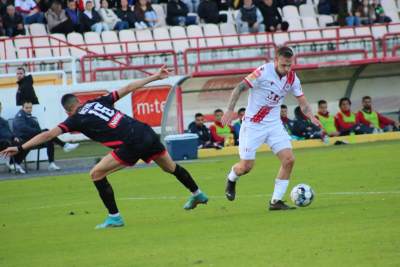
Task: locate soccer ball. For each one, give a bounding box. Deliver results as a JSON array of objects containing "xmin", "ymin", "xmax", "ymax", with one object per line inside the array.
[{"xmin": 290, "ymin": 184, "xmax": 315, "ymax": 207}]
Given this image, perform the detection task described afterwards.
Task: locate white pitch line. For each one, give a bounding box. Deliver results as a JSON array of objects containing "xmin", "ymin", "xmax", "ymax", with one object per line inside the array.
[{"xmin": 11, "ymin": 190, "xmax": 400, "ymax": 211}]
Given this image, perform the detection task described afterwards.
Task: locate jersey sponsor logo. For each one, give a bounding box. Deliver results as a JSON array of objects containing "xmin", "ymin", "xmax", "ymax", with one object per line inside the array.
[
  {"xmin": 266, "ymin": 90, "xmax": 283, "ymax": 105},
  {"xmin": 108, "ymin": 112, "xmax": 123, "ymax": 128}
]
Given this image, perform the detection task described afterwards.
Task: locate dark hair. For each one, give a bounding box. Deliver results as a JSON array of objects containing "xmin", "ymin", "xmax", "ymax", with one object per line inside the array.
[
  {"xmin": 276, "ymin": 46, "xmax": 294, "ymax": 58},
  {"xmin": 362, "ymin": 96, "xmax": 371, "ymax": 101},
  {"xmin": 17, "ymin": 67, "xmax": 25, "ymax": 73},
  {"xmin": 195, "ymin": 113, "xmax": 203, "ymax": 118},
  {"xmin": 318, "ymin": 99, "xmax": 327, "ymax": 106},
  {"xmin": 52, "ymin": 0, "xmax": 62, "ymax": 6},
  {"xmin": 237, "ymin": 107, "xmax": 246, "ymax": 113},
  {"xmin": 22, "ymin": 100, "xmax": 32, "ymax": 106},
  {"xmin": 134, "ymin": 0, "xmax": 153, "ymax": 21},
  {"xmin": 214, "ymin": 108, "xmax": 223, "ymax": 114},
  {"xmin": 281, "ymin": 104, "xmax": 287, "ymax": 109},
  {"xmin": 61, "ymin": 94, "xmax": 78, "ymax": 111},
  {"xmin": 339, "ymin": 97, "xmax": 351, "ymax": 107}
]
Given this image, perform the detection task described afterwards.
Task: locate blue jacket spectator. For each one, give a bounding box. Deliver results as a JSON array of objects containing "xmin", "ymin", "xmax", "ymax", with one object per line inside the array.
[
  {"xmin": 13, "ymin": 101, "xmax": 79, "ymax": 171},
  {"xmin": 166, "ymin": 0, "xmax": 196, "ymax": 26},
  {"xmin": 3, "ymin": 4, "xmax": 25, "ymax": 37},
  {"xmin": 65, "ymin": 0, "xmax": 82, "ymax": 32},
  {"xmin": 13, "ymin": 104, "xmax": 41, "ymax": 141}
]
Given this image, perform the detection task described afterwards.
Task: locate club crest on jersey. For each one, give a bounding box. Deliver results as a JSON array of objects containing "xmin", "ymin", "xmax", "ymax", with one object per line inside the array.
[{"xmin": 108, "ymin": 112, "xmax": 123, "ymax": 128}]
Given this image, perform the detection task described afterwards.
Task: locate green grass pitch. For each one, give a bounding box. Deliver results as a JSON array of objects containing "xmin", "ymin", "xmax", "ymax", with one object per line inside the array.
[{"xmin": 1, "ymin": 141, "xmax": 400, "ymax": 267}]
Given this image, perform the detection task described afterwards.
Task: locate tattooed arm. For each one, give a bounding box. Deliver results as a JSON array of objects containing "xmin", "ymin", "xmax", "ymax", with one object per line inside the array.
[
  {"xmin": 297, "ymin": 95, "xmax": 321, "ymax": 128},
  {"xmin": 221, "ymin": 81, "xmax": 250, "ymax": 125}
]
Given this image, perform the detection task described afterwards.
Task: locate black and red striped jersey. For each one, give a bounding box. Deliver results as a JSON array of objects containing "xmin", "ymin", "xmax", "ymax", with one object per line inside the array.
[{"xmin": 58, "ymin": 91, "xmax": 144, "ymax": 148}]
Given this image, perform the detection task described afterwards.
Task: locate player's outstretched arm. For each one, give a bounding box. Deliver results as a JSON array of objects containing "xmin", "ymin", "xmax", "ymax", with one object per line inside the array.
[
  {"xmin": 297, "ymin": 95, "xmax": 321, "ymax": 128},
  {"xmin": 117, "ymin": 65, "xmax": 170, "ymax": 99},
  {"xmin": 221, "ymin": 81, "xmax": 249, "ymax": 125},
  {"xmin": 0, "ymin": 127, "xmax": 62, "ymax": 158}
]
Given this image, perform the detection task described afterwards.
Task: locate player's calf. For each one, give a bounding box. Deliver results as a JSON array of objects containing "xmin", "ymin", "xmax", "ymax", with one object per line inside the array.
[{"xmin": 225, "ymin": 160, "xmax": 254, "ymax": 201}]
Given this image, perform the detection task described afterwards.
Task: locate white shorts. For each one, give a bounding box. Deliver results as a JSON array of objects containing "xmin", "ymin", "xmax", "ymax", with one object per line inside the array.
[{"xmin": 239, "ymin": 121, "xmax": 292, "ymax": 160}]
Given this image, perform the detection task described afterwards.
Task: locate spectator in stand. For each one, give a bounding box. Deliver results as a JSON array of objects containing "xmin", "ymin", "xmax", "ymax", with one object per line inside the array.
[
  {"xmin": 209, "ymin": 109, "xmax": 234, "ymax": 147},
  {"xmin": 0, "ymin": 0, "xmax": 13, "ymax": 17},
  {"xmin": 216, "ymin": 0, "xmax": 230, "ymax": 11},
  {"xmin": 335, "ymin": 97, "xmax": 373, "ymax": 135},
  {"xmin": 316, "ymin": 100, "xmax": 340, "ymax": 137},
  {"xmin": 354, "ymin": 0, "xmax": 376, "ymax": 25},
  {"xmin": 3, "ymin": 4, "xmax": 25, "ymax": 37},
  {"xmin": 233, "ymin": 107, "xmax": 245, "ymax": 145},
  {"xmin": 65, "ymin": 0, "xmax": 82, "ymax": 32},
  {"xmin": 345, "ymin": 0, "xmax": 361, "ymax": 26},
  {"xmin": 133, "ymin": 0, "xmax": 158, "ymax": 29},
  {"xmin": 99, "ymin": 0, "xmax": 129, "ymax": 30},
  {"xmin": 236, "ymin": 0, "xmax": 264, "ymax": 34},
  {"xmin": 280, "ymin": 104, "xmax": 295, "ymax": 136},
  {"xmin": 257, "ymin": 0, "xmax": 288, "ymax": 32},
  {"xmin": 373, "ymin": 2, "xmax": 391, "ymax": 23},
  {"xmin": 292, "ymin": 106, "xmax": 324, "ymax": 140},
  {"xmin": 0, "ymin": 101, "xmax": 26, "ymax": 173},
  {"xmin": 188, "ymin": 113, "xmax": 221, "ymax": 149},
  {"xmin": 356, "ymin": 96, "xmax": 399, "ymax": 132},
  {"xmin": 182, "ymin": 0, "xmax": 199, "ymax": 13},
  {"xmin": 115, "ymin": 0, "xmax": 135, "ymax": 28},
  {"xmin": 14, "ymin": 0, "xmax": 45, "ymax": 24},
  {"xmin": 13, "ymin": 101, "xmax": 80, "ymax": 172},
  {"xmin": 81, "ymin": 0, "xmax": 109, "ymax": 33},
  {"xmin": 35, "ymin": 0, "xmax": 51, "ymax": 13},
  {"xmin": 317, "ymin": 0, "xmax": 331, "ymax": 15},
  {"xmin": 105, "ymin": 0, "xmax": 121, "ymax": 10},
  {"xmin": 16, "ymin": 67, "xmax": 38, "ymax": 106},
  {"xmin": 45, "ymin": 0, "xmax": 74, "ymax": 34},
  {"xmin": 198, "ymin": 0, "xmax": 227, "ymax": 24},
  {"xmin": 166, "ymin": 0, "xmax": 196, "ymax": 26},
  {"xmin": 282, "ymin": 0, "xmax": 305, "ymax": 7}
]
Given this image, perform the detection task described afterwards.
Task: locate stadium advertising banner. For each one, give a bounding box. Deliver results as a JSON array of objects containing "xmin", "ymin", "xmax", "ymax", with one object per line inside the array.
[{"xmin": 132, "ymin": 86, "xmax": 170, "ymax": 127}]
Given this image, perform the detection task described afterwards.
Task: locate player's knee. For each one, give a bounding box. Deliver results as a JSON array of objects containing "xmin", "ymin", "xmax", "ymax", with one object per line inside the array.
[
  {"xmin": 282, "ymin": 155, "xmax": 295, "ymax": 168},
  {"xmin": 238, "ymin": 162, "xmax": 253, "ymax": 174},
  {"xmin": 90, "ymin": 168, "xmax": 104, "ymax": 181},
  {"xmin": 161, "ymin": 164, "xmax": 175, "ymax": 174}
]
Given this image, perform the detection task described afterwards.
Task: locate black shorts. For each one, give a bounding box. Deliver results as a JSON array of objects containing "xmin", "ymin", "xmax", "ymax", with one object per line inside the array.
[{"xmin": 110, "ymin": 124, "xmax": 166, "ymax": 166}]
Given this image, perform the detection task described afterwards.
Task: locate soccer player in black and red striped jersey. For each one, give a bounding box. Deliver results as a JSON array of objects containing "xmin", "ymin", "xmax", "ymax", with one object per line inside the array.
[{"xmin": 0, "ymin": 66, "xmax": 208, "ymax": 229}]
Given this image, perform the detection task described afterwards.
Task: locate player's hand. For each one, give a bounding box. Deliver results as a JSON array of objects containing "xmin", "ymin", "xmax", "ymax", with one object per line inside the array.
[
  {"xmin": 310, "ymin": 116, "xmax": 322, "ymax": 128},
  {"xmin": 155, "ymin": 65, "xmax": 171, "ymax": 80},
  {"xmin": 221, "ymin": 110, "xmax": 235, "ymax": 126},
  {"xmin": 0, "ymin": 146, "xmax": 19, "ymax": 158}
]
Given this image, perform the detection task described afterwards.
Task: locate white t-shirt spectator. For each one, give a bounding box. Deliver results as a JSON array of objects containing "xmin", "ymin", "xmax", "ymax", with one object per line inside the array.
[{"xmin": 15, "ymin": 0, "xmax": 37, "ymax": 14}]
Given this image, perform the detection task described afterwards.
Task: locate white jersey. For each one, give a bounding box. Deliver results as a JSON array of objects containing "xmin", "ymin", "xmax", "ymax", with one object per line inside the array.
[{"xmin": 243, "ymin": 62, "xmax": 303, "ymax": 124}]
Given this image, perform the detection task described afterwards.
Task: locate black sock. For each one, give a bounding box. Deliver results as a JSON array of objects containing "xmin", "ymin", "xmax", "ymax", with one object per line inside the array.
[
  {"xmin": 173, "ymin": 164, "xmax": 199, "ymax": 193},
  {"xmin": 93, "ymin": 177, "xmax": 119, "ymax": 214}
]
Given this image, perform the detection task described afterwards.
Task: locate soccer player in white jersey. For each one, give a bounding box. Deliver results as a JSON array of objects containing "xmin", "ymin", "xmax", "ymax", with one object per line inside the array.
[{"xmin": 221, "ymin": 46, "xmax": 321, "ymax": 210}]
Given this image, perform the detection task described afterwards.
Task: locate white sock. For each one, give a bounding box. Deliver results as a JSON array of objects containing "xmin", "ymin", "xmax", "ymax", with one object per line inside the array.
[
  {"xmin": 227, "ymin": 167, "xmax": 239, "ymax": 182},
  {"xmin": 192, "ymin": 189, "xmax": 201, "ymax": 196},
  {"xmin": 271, "ymin": 179, "xmax": 289, "ymax": 203},
  {"xmin": 109, "ymin": 213, "xmax": 120, "ymax": 217}
]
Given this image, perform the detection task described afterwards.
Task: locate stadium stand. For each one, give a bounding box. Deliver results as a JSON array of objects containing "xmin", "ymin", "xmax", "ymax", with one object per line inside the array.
[{"xmin": 1, "ymin": 0, "xmax": 400, "ymax": 81}]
